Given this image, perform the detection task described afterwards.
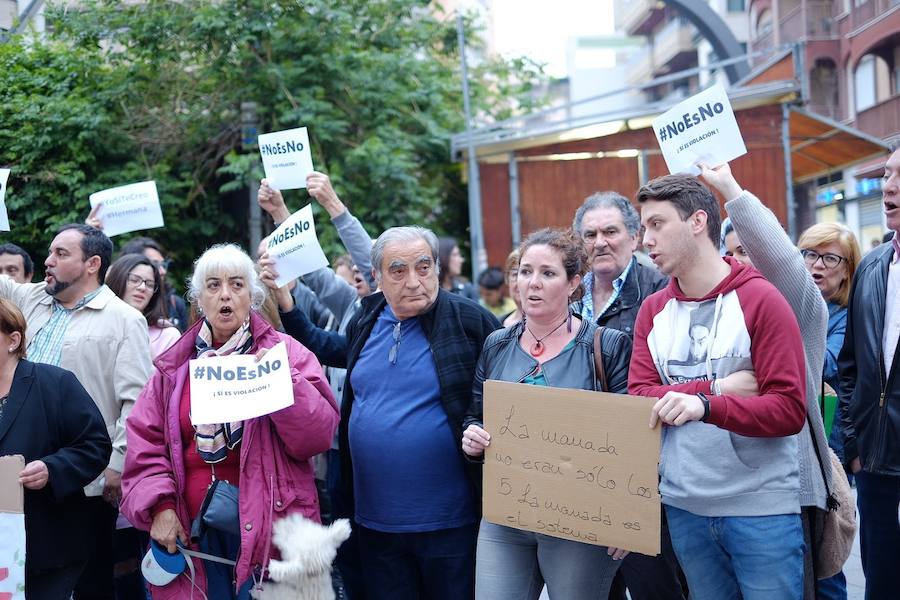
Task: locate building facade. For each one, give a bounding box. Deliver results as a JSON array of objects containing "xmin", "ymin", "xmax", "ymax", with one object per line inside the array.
[
  {"xmin": 749, "ymin": 0, "xmax": 899, "ymax": 246},
  {"xmin": 615, "ymin": 0, "xmax": 751, "ymax": 101}
]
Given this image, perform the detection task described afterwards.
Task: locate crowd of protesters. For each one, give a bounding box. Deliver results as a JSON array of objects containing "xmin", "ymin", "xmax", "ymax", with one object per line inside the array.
[{"xmin": 0, "ymin": 147, "xmax": 897, "ymax": 600}]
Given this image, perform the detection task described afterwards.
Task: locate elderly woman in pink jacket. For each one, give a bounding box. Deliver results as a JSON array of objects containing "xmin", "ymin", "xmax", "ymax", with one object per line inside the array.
[{"xmin": 121, "ymin": 243, "xmax": 339, "ymax": 599}]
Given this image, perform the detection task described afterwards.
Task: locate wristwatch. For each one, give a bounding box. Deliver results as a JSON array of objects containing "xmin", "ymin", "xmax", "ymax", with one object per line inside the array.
[{"xmin": 697, "ymin": 392, "xmax": 711, "ymax": 422}]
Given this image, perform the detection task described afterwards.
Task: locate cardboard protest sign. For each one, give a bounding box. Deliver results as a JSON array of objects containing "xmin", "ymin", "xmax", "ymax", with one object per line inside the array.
[
  {"xmin": 652, "ymin": 83, "xmax": 746, "ymax": 176},
  {"xmin": 266, "ymin": 204, "xmax": 329, "ymax": 287},
  {"xmin": 89, "ymin": 181, "xmax": 164, "ymax": 237},
  {"xmin": 0, "ymin": 169, "xmax": 10, "ymax": 232},
  {"xmin": 483, "ymin": 380, "xmax": 662, "ymax": 556},
  {"xmin": 258, "ymin": 127, "xmax": 315, "ymax": 190},
  {"xmin": 189, "ymin": 341, "xmax": 294, "ymax": 425},
  {"xmin": 0, "ymin": 455, "xmax": 26, "ymax": 599}
]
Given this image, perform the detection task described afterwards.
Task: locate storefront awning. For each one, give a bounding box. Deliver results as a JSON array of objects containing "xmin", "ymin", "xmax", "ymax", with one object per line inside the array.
[{"xmin": 788, "ymin": 107, "xmax": 890, "ymax": 183}]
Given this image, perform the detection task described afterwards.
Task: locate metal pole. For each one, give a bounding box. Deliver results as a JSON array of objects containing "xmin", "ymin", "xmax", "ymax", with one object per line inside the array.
[
  {"xmin": 457, "ymin": 14, "xmax": 486, "ymax": 280},
  {"xmin": 508, "ymin": 153, "xmax": 521, "ymax": 247},
  {"xmin": 782, "ymin": 104, "xmax": 796, "ymax": 241},
  {"xmin": 241, "ymin": 102, "xmax": 262, "ymax": 253},
  {"xmin": 249, "ymin": 182, "xmax": 262, "ymax": 254},
  {"xmin": 638, "ymin": 151, "xmax": 650, "ymax": 185}
]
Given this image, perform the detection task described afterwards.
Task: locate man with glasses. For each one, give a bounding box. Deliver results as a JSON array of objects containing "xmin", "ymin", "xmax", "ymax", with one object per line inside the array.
[
  {"xmin": 0, "ymin": 224, "xmax": 152, "ymax": 598},
  {"xmin": 571, "ymin": 192, "xmax": 668, "ymax": 338},
  {"xmin": 338, "ymin": 226, "xmax": 499, "ymax": 600},
  {"xmin": 837, "ymin": 147, "xmax": 900, "ymax": 599},
  {"xmin": 119, "ymin": 236, "xmax": 189, "ymax": 332}
]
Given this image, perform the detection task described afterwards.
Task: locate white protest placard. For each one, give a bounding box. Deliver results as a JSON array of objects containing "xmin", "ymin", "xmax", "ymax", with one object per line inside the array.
[
  {"xmin": 266, "ymin": 203, "xmax": 329, "ymax": 287},
  {"xmin": 652, "ymin": 83, "xmax": 747, "ymax": 176},
  {"xmin": 258, "ymin": 127, "xmax": 315, "ymax": 190},
  {"xmin": 189, "ymin": 341, "xmax": 293, "ymax": 425},
  {"xmin": 89, "ymin": 181, "xmax": 164, "ymax": 237},
  {"xmin": 0, "ymin": 455, "xmax": 26, "ymax": 599},
  {"xmin": 0, "ymin": 169, "xmax": 10, "ymax": 232}
]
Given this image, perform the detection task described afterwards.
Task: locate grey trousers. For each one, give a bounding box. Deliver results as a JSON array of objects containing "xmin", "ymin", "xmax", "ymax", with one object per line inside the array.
[{"xmin": 475, "ymin": 518, "xmax": 621, "ymax": 600}]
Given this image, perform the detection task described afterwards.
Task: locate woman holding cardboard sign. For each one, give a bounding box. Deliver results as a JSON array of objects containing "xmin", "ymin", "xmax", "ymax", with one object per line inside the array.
[
  {"xmin": 461, "ymin": 228, "xmax": 633, "ymax": 599},
  {"xmin": 0, "ymin": 298, "xmax": 111, "ymax": 599},
  {"xmin": 120, "ymin": 244, "xmax": 339, "ymax": 599}
]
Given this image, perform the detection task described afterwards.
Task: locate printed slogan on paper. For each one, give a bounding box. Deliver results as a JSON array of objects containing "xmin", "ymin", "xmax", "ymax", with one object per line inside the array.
[{"xmin": 483, "ymin": 380, "xmax": 662, "ymax": 556}]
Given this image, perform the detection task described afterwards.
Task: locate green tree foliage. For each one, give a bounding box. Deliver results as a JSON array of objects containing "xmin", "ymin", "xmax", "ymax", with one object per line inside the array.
[{"xmin": 0, "ymin": 0, "xmax": 543, "ymax": 286}]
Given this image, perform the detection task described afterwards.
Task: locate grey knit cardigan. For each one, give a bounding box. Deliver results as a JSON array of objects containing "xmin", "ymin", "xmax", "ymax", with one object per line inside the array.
[{"xmin": 727, "ymin": 191, "xmax": 833, "ymax": 509}]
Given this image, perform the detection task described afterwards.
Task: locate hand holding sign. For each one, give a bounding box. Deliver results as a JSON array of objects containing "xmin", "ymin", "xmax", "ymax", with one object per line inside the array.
[
  {"xmin": 258, "ymin": 127, "xmax": 315, "ymax": 190},
  {"xmin": 652, "ymin": 83, "xmax": 746, "ymax": 176},
  {"xmin": 258, "ymin": 179, "xmax": 290, "ymax": 223},
  {"xmin": 698, "ymin": 162, "xmax": 743, "ymax": 202},
  {"xmin": 265, "ymin": 204, "xmax": 329, "ymax": 287}
]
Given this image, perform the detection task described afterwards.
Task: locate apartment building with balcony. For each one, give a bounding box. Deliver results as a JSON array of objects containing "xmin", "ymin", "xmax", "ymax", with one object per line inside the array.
[
  {"xmin": 748, "ymin": 0, "xmax": 899, "ymax": 245},
  {"xmin": 614, "ymin": 0, "xmax": 750, "ymax": 101}
]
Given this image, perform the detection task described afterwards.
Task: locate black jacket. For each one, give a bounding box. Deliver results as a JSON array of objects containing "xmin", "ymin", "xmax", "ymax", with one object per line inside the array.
[
  {"xmin": 0, "ymin": 360, "xmax": 111, "ymax": 570},
  {"xmin": 339, "ymin": 290, "xmax": 500, "ymax": 515},
  {"xmin": 837, "ymin": 243, "xmax": 900, "ymax": 475},
  {"xmin": 572, "ymin": 257, "xmax": 668, "ymax": 337},
  {"xmin": 463, "ymin": 320, "xmax": 632, "ymax": 432}
]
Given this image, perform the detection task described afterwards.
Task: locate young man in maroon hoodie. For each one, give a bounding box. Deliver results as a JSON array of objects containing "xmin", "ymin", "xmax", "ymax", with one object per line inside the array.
[{"xmin": 628, "ymin": 174, "xmax": 808, "ymax": 600}]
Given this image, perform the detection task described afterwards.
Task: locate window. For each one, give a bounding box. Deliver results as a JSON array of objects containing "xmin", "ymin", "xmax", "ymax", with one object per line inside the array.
[
  {"xmin": 727, "ymin": 0, "xmax": 746, "ymax": 12},
  {"xmin": 855, "ymin": 55, "xmax": 876, "ymax": 111}
]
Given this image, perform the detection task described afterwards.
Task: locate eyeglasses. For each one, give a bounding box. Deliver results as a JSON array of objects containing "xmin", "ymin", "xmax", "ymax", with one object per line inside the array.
[
  {"xmin": 126, "ymin": 273, "xmax": 158, "ymax": 292},
  {"xmin": 800, "ymin": 249, "xmax": 846, "ymax": 269},
  {"xmin": 389, "ymin": 322, "xmax": 401, "ymax": 365}
]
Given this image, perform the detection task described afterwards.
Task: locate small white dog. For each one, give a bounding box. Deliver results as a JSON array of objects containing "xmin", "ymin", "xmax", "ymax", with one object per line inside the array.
[{"xmin": 253, "ymin": 514, "xmax": 352, "ymax": 600}]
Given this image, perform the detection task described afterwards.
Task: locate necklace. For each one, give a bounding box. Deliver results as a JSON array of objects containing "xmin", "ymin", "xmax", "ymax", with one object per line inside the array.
[{"xmin": 525, "ymin": 317, "xmax": 569, "ymax": 357}]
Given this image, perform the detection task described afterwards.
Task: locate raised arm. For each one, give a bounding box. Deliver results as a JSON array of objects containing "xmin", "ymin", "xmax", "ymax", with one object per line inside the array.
[{"xmin": 703, "ymin": 164, "xmax": 828, "ymax": 343}]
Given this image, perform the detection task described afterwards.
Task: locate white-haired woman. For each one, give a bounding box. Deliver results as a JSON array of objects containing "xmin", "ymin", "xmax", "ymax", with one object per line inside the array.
[{"xmin": 121, "ymin": 244, "xmax": 339, "ymax": 599}]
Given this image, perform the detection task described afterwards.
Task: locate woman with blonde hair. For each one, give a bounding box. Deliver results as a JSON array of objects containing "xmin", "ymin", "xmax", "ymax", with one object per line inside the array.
[
  {"xmin": 796, "ymin": 222, "xmax": 860, "ymax": 599},
  {"xmin": 797, "ymin": 223, "xmax": 860, "ymax": 391}
]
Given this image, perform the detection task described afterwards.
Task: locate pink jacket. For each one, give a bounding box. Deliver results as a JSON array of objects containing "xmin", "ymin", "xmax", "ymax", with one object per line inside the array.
[{"xmin": 121, "ymin": 312, "xmax": 339, "ymax": 598}]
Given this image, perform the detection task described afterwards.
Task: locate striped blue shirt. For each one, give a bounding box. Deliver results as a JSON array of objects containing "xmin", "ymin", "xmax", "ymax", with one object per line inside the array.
[
  {"xmin": 580, "ymin": 259, "xmax": 633, "ymax": 323},
  {"xmin": 28, "ymin": 287, "xmax": 104, "ymax": 367}
]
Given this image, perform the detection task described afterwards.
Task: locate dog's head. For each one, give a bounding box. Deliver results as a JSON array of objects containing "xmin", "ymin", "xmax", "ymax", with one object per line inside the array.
[{"xmin": 270, "ymin": 515, "xmax": 352, "ymax": 577}]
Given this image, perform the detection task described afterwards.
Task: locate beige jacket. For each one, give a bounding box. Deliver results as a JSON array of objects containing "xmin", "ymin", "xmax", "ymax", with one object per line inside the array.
[{"xmin": 0, "ymin": 277, "xmax": 153, "ymax": 495}]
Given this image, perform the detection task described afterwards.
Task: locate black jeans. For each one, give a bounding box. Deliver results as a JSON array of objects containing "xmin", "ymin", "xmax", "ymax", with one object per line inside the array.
[
  {"xmin": 27, "ymin": 562, "xmax": 87, "ymax": 600},
  {"xmin": 608, "ymin": 513, "xmax": 687, "ymax": 600},
  {"xmin": 73, "ymin": 496, "xmax": 118, "ymax": 600},
  {"xmin": 856, "ymin": 470, "xmax": 900, "ymax": 600},
  {"xmin": 357, "ymin": 523, "xmax": 476, "ymax": 600}
]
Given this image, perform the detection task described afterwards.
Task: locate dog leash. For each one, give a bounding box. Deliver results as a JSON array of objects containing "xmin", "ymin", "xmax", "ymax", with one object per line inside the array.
[{"xmin": 180, "ymin": 546, "xmax": 238, "ymax": 600}]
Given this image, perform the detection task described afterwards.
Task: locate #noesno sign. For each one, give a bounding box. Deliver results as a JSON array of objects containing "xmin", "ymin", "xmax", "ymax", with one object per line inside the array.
[
  {"xmin": 483, "ymin": 380, "xmax": 662, "ymax": 556},
  {"xmin": 652, "ymin": 83, "xmax": 747, "ymax": 176},
  {"xmin": 189, "ymin": 341, "xmax": 294, "ymax": 425},
  {"xmin": 258, "ymin": 127, "xmax": 315, "ymax": 191}
]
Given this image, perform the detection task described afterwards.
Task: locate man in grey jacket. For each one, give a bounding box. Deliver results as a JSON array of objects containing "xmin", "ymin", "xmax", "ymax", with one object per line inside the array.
[{"xmin": 0, "ymin": 223, "xmax": 152, "ymax": 599}]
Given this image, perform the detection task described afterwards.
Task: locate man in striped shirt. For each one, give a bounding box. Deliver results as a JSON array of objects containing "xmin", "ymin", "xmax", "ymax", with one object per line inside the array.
[{"xmin": 0, "ymin": 224, "xmax": 152, "ymax": 598}]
